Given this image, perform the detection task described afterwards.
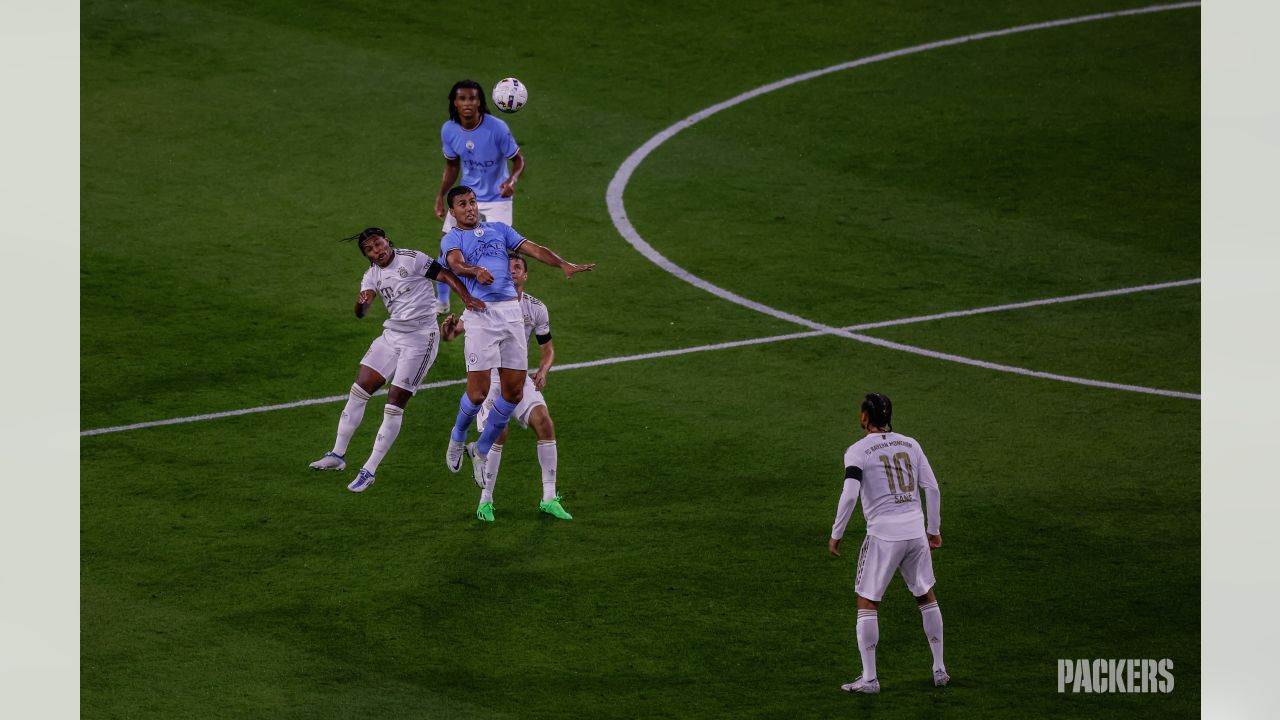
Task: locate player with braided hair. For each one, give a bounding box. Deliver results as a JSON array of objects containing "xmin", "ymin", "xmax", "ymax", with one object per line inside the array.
[
  {"xmin": 308, "ymin": 227, "xmax": 483, "ymax": 493},
  {"xmin": 829, "ymin": 392, "xmax": 950, "ymax": 694}
]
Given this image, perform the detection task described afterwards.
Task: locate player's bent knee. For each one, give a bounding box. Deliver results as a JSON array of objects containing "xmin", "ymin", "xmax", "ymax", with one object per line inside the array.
[{"xmin": 387, "ymin": 386, "xmax": 414, "ymax": 408}]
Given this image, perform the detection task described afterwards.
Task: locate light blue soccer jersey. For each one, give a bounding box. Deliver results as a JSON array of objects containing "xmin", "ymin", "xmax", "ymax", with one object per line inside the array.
[
  {"xmin": 440, "ymin": 115, "xmax": 520, "ymax": 203},
  {"xmin": 440, "ymin": 222, "xmax": 527, "ymax": 302}
]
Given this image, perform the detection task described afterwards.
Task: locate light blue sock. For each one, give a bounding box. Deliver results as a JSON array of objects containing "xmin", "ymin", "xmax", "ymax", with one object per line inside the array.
[
  {"xmin": 436, "ymin": 281, "xmax": 451, "ymax": 311},
  {"xmin": 450, "ymin": 395, "xmax": 481, "ymax": 442},
  {"xmin": 476, "ymin": 396, "xmax": 518, "ymax": 455}
]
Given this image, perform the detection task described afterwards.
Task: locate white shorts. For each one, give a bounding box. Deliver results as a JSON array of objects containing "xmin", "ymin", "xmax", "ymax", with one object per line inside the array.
[
  {"xmin": 440, "ymin": 200, "xmax": 513, "ymax": 231},
  {"xmin": 461, "ymin": 300, "xmax": 527, "ymax": 371},
  {"xmin": 359, "ymin": 325, "xmax": 440, "ymax": 394},
  {"xmin": 477, "ymin": 372, "xmax": 547, "ymax": 431},
  {"xmin": 853, "ymin": 535, "xmax": 936, "ymax": 602}
]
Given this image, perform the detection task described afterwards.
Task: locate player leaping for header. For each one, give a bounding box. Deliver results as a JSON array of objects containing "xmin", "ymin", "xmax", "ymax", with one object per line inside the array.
[{"xmin": 439, "ymin": 186, "xmax": 593, "ymax": 500}]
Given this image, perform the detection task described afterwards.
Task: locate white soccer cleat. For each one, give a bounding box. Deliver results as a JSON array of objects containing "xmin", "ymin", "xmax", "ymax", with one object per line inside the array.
[
  {"xmin": 933, "ymin": 669, "xmax": 950, "ymax": 687},
  {"xmin": 840, "ymin": 676, "xmax": 880, "ymax": 694},
  {"xmin": 309, "ymin": 451, "xmax": 346, "ymax": 471},
  {"xmin": 347, "ymin": 468, "xmax": 376, "ymax": 493},
  {"xmin": 466, "ymin": 442, "xmax": 487, "ymax": 489},
  {"xmin": 445, "ymin": 439, "xmax": 465, "ymax": 473}
]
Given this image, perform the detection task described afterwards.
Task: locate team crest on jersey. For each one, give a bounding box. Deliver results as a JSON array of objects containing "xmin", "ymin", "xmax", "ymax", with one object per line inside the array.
[
  {"xmin": 397, "ymin": 267, "xmax": 409, "ymax": 278},
  {"xmin": 465, "ymin": 140, "xmax": 475, "ymax": 151},
  {"xmin": 474, "ymin": 228, "xmax": 484, "ymax": 237}
]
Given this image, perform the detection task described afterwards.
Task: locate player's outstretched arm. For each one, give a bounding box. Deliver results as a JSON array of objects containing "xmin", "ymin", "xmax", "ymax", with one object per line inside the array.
[
  {"xmin": 518, "ymin": 240, "xmax": 594, "ymax": 279},
  {"xmin": 445, "ymin": 249, "xmax": 494, "ymax": 285},
  {"xmin": 355, "ymin": 289, "xmax": 375, "ymax": 319}
]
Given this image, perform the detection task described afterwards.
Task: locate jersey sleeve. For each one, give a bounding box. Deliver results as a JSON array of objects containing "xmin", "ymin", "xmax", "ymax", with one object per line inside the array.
[
  {"xmin": 831, "ymin": 447, "xmax": 863, "ymax": 540},
  {"xmin": 441, "ymin": 122, "xmax": 459, "ymax": 159},
  {"xmin": 500, "ymin": 126, "xmax": 519, "ymax": 159},
  {"xmin": 500, "ymin": 223, "xmax": 527, "ymax": 252},
  {"xmin": 531, "ymin": 301, "xmax": 551, "ymax": 336},
  {"xmin": 360, "ymin": 267, "xmax": 376, "ymax": 293},
  {"xmin": 440, "ymin": 231, "xmax": 463, "ymax": 268},
  {"xmin": 915, "ymin": 446, "xmax": 941, "ymax": 535}
]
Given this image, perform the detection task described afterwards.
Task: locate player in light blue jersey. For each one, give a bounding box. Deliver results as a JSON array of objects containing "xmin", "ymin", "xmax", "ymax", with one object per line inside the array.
[
  {"xmin": 432, "ymin": 79, "xmax": 526, "ymax": 309},
  {"xmin": 439, "ymin": 185, "xmax": 593, "ymax": 488}
]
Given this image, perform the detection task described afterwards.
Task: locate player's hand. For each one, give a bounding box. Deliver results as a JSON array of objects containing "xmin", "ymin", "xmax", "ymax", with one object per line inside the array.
[
  {"xmin": 927, "ymin": 534, "xmax": 942, "ymax": 550},
  {"xmin": 828, "ymin": 537, "xmax": 842, "ymax": 557},
  {"xmin": 562, "ymin": 262, "xmax": 595, "ymax": 279},
  {"xmin": 440, "ymin": 314, "xmax": 460, "ymax": 341},
  {"xmin": 462, "ymin": 294, "xmax": 487, "ymax": 312},
  {"xmin": 358, "ymin": 289, "xmax": 375, "ymax": 304},
  {"xmin": 474, "ymin": 268, "xmax": 495, "ymax": 285},
  {"xmin": 531, "ymin": 372, "xmax": 547, "ymax": 391},
  {"xmin": 434, "ymin": 196, "xmax": 447, "ymax": 220},
  {"xmin": 499, "ymin": 177, "xmax": 517, "ymax": 198}
]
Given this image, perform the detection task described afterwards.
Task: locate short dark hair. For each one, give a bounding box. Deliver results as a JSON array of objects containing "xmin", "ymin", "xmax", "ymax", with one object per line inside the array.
[
  {"xmin": 861, "ymin": 392, "xmax": 893, "ymax": 431},
  {"xmin": 446, "ymin": 185, "xmax": 476, "ymax": 209},
  {"xmin": 448, "ymin": 80, "xmax": 489, "ymax": 124},
  {"xmin": 508, "ymin": 253, "xmax": 527, "ymax": 271}
]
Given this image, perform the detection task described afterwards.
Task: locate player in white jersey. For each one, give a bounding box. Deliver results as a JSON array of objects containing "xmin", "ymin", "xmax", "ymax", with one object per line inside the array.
[
  {"xmin": 308, "ymin": 227, "xmax": 484, "ymax": 493},
  {"xmin": 829, "ymin": 393, "xmax": 949, "ymax": 694},
  {"xmin": 441, "ymin": 254, "xmax": 570, "ymax": 521}
]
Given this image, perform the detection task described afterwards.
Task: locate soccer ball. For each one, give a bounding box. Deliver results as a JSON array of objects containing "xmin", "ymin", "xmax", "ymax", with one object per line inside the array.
[{"xmin": 492, "ymin": 77, "xmax": 528, "ymax": 114}]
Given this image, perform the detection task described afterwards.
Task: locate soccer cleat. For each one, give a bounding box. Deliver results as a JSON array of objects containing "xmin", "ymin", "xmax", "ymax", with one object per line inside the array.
[
  {"xmin": 347, "ymin": 468, "xmax": 376, "ymax": 493},
  {"xmin": 476, "ymin": 502, "xmax": 495, "ymax": 522},
  {"xmin": 466, "ymin": 443, "xmax": 486, "ymax": 488},
  {"xmin": 445, "ymin": 439, "xmax": 465, "ymax": 473},
  {"xmin": 309, "ymin": 451, "xmax": 346, "ymax": 471},
  {"xmin": 933, "ymin": 669, "xmax": 950, "ymax": 687},
  {"xmin": 840, "ymin": 676, "xmax": 880, "ymax": 694},
  {"xmin": 538, "ymin": 496, "xmax": 573, "ymax": 520}
]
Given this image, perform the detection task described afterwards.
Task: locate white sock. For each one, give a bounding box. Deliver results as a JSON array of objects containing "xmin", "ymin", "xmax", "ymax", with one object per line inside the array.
[
  {"xmin": 537, "ymin": 439, "xmax": 558, "ymax": 501},
  {"xmin": 332, "ymin": 384, "xmax": 371, "ymax": 456},
  {"xmin": 856, "ymin": 609, "xmax": 879, "ymax": 681},
  {"xmin": 363, "ymin": 404, "xmax": 404, "ymax": 473},
  {"xmin": 920, "ymin": 601, "xmax": 945, "ymax": 672},
  {"xmin": 480, "ymin": 443, "xmax": 503, "ymax": 503}
]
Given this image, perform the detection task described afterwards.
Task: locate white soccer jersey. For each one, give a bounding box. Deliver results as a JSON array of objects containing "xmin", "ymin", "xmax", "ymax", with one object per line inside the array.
[
  {"xmin": 518, "ymin": 292, "xmax": 551, "ymax": 341},
  {"xmin": 833, "ymin": 432, "xmax": 941, "ymax": 541},
  {"xmin": 359, "ymin": 249, "xmax": 441, "ymax": 332}
]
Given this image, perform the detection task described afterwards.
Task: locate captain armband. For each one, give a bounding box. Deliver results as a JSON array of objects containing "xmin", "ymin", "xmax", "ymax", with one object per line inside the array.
[
  {"xmin": 535, "ymin": 332, "xmax": 552, "ymax": 345},
  {"xmin": 844, "ymin": 465, "xmax": 862, "ymax": 481},
  {"xmin": 424, "ymin": 259, "xmax": 445, "ymax": 280}
]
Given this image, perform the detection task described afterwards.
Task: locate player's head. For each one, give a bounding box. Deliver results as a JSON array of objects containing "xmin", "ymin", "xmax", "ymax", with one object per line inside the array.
[
  {"xmin": 447, "ymin": 185, "xmax": 479, "ymax": 228},
  {"xmin": 860, "ymin": 392, "xmax": 893, "ymax": 432},
  {"xmin": 509, "ymin": 253, "xmax": 528, "ymax": 287},
  {"xmin": 448, "ymin": 80, "xmax": 488, "ymax": 124},
  {"xmin": 343, "ymin": 227, "xmax": 393, "ymax": 267}
]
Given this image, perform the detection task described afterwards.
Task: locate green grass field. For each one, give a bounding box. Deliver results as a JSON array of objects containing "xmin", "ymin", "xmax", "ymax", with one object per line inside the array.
[{"xmin": 81, "ymin": 1, "xmax": 1200, "ymax": 717}]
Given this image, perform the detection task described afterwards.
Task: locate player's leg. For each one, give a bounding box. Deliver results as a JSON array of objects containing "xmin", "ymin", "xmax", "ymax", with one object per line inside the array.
[
  {"xmin": 446, "ymin": 310, "xmax": 498, "ymax": 471},
  {"xmin": 474, "ymin": 366, "xmax": 525, "ymax": 456},
  {"xmin": 904, "ymin": 537, "xmax": 947, "ymax": 685},
  {"xmin": 311, "ymin": 340, "xmax": 391, "ymax": 470},
  {"xmin": 841, "ymin": 537, "xmax": 901, "ymax": 694},
  {"xmin": 528, "ymin": 404, "xmax": 570, "ymax": 520},
  {"xmin": 350, "ymin": 328, "xmax": 438, "ymax": 492},
  {"xmin": 474, "ymin": 425, "xmax": 506, "ymax": 522}
]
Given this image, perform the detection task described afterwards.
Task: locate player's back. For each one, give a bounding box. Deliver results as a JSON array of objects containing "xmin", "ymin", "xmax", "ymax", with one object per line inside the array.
[{"xmin": 844, "ymin": 431, "xmax": 935, "ymax": 541}]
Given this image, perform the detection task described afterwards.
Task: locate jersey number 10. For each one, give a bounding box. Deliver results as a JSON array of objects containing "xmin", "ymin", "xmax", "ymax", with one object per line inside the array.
[{"xmin": 878, "ymin": 452, "xmax": 916, "ymax": 494}]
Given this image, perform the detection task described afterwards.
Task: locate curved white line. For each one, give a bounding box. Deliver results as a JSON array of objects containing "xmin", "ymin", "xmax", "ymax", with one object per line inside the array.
[{"xmin": 606, "ymin": 3, "xmax": 1201, "ymax": 399}]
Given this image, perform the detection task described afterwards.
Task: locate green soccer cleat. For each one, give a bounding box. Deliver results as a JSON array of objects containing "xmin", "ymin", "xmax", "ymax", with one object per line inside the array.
[
  {"xmin": 475, "ymin": 502, "xmax": 495, "ymax": 522},
  {"xmin": 538, "ymin": 496, "xmax": 573, "ymax": 520}
]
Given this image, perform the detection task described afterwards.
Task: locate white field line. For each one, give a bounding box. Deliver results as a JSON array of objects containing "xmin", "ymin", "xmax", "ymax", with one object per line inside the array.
[
  {"xmin": 79, "ymin": 278, "xmax": 1199, "ymax": 437},
  {"xmin": 605, "ymin": 3, "xmax": 1201, "ymax": 397}
]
